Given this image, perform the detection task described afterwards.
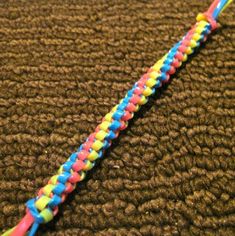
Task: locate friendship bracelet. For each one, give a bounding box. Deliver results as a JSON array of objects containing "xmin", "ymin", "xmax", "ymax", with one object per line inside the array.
[{"xmin": 3, "ymin": 0, "xmax": 233, "ymax": 235}]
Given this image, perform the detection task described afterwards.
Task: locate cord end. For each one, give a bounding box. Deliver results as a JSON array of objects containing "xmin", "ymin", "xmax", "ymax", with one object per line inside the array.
[
  {"xmin": 2, "ymin": 227, "xmax": 16, "ymax": 236},
  {"xmin": 6, "ymin": 212, "xmax": 35, "ymax": 236},
  {"xmin": 213, "ymin": 0, "xmax": 233, "ymax": 19},
  {"xmin": 220, "ymin": 0, "xmax": 233, "ymax": 14},
  {"xmin": 196, "ymin": 0, "xmax": 233, "ymax": 30}
]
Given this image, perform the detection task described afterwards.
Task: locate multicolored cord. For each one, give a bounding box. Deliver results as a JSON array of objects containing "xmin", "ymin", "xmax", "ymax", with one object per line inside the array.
[{"xmin": 3, "ymin": 0, "xmax": 233, "ymax": 235}]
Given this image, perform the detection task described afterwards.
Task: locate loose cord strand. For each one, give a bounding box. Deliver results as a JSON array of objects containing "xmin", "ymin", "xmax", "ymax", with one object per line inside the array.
[
  {"xmin": 219, "ymin": 0, "xmax": 233, "ymax": 15},
  {"xmin": 213, "ymin": 0, "xmax": 233, "ymax": 19},
  {"xmin": 3, "ymin": 0, "xmax": 233, "ymax": 236},
  {"xmin": 207, "ymin": 0, "xmax": 221, "ymax": 15}
]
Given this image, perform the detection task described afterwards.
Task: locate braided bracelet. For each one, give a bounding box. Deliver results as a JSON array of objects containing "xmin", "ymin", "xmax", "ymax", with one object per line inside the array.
[{"xmin": 3, "ymin": 0, "xmax": 233, "ymax": 235}]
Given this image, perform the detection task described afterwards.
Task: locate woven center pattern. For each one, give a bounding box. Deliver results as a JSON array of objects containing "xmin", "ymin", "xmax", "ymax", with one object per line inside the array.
[{"xmin": 0, "ymin": 0, "xmax": 234, "ymax": 235}]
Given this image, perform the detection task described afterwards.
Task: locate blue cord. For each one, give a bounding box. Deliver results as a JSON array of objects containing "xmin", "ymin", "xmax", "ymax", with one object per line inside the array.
[
  {"xmin": 28, "ymin": 223, "xmax": 39, "ymax": 236},
  {"xmin": 212, "ymin": 0, "xmax": 229, "ymax": 19}
]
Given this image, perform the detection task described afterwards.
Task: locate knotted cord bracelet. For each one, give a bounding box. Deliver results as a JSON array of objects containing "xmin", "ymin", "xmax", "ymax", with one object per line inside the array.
[{"xmin": 3, "ymin": 0, "xmax": 233, "ymax": 235}]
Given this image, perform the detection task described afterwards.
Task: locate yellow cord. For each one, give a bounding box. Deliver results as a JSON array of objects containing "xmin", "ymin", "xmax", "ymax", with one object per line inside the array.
[
  {"xmin": 221, "ymin": 0, "xmax": 233, "ymax": 15},
  {"xmin": 1, "ymin": 227, "xmax": 15, "ymax": 236}
]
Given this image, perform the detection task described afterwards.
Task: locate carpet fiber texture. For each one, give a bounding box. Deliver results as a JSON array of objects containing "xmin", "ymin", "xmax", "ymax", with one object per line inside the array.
[{"xmin": 0, "ymin": 0, "xmax": 235, "ymax": 235}]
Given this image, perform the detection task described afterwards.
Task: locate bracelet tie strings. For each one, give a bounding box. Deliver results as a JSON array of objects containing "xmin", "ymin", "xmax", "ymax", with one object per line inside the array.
[{"xmin": 3, "ymin": 0, "xmax": 233, "ymax": 235}]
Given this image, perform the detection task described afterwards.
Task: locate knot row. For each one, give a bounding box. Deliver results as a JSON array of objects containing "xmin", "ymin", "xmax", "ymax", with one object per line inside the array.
[
  {"xmin": 27, "ymin": 20, "xmax": 212, "ymax": 230},
  {"xmin": 197, "ymin": 12, "xmax": 218, "ymax": 31}
]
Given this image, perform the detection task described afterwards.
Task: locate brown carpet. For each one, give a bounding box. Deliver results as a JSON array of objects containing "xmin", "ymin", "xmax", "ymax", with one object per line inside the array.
[{"xmin": 0, "ymin": 0, "xmax": 235, "ymax": 235}]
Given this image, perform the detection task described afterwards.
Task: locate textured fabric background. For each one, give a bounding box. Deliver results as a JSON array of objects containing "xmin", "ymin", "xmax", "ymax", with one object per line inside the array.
[{"xmin": 0, "ymin": 0, "xmax": 235, "ymax": 235}]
